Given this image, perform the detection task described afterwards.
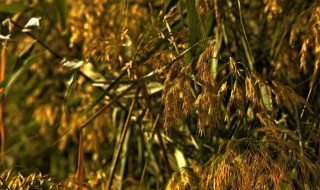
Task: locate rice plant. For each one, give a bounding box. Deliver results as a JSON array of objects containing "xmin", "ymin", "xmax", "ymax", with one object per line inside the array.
[{"xmin": 0, "ymin": 0, "xmax": 319, "ymax": 189}]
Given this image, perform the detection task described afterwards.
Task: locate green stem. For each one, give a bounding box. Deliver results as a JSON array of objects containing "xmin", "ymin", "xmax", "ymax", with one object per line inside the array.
[{"xmin": 237, "ymin": 0, "xmax": 254, "ymax": 70}]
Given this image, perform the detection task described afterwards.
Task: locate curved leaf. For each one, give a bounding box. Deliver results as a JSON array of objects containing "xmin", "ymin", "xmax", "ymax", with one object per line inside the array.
[{"xmin": 4, "ymin": 52, "xmax": 44, "ymax": 95}]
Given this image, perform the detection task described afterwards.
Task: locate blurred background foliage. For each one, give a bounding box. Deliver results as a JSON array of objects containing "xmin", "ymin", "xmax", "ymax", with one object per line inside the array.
[{"xmin": 0, "ymin": 0, "xmax": 319, "ymax": 189}]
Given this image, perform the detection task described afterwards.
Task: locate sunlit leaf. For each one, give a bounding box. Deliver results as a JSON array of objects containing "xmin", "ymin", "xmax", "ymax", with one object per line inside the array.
[
  {"xmin": 22, "ymin": 17, "xmax": 42, "ymax": 32},
  {"xmin": 0, "ymin": 18, "xmax": 11, "ymax": 41},
  {"xmin": 174, "ymin": 148, "xmax": 187, "ymax": 169},
  {"xmin": 0, "ymin": 34, "xmax": 10, "ymax": 40},
  {"xmin": 60, "ymin": 58, "xmax": 84, "ymax": 69}
]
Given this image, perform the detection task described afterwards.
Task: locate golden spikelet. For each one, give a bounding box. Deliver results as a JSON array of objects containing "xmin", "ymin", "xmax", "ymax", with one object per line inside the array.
[
  {"xmin": 165, "ymin": 173, "xmax": 179, "ymax": 190},
  {"xmin": 181, "ymin": 168, "xmax": 200, "ymax": 189},
  {"xmin": 194, "ymin": 42, "xmax": 224, "ymax": 135},
  {"xmin": 163, "ymin": 90, "xmax": 179, "ymax": 131},
  {"xmin": 263, "ymin": 0, "xmax": 283, "ymax": 21},
  {"xmin": 312, "ymin": 59, "xmax": 320, "ymax": 86},
  {"xmin": 176, "ymin": 175, "xmax": 188, "ymax": 189},
  {"xmin": 245, "ymin": 77, "xmax": 256, "ymax": 104},
  {"xmin": 181, "ymin": 76, "xmax": 193, "ymax": 118},
  {"xmin": 194, "ymin": 94, "xmax": 207, "ymax": 135},
  {"xmin": 289, "ymin": 26, "xmax": 297, "ymax": 47},
  {"xmin": 228, "ymin": 57, "xmax": 236, "ymax": 73},
  {"xmin": 226, "ymin": 80, "xmax": 245, "ymax": 122},
  {"xmin": 300, "ymin": 39, "xmax": 309, "ymax": 74},
  {"xmin": 310, "ymin": 5, "xmax": 320, "ymax": 55},
  {"xmin": 0, "ymin": 169, "xmax": 64, "ymax": 189},
  {"xmin": 201, "ymin": 156, "xmax": 232, "ymax": 190},
  {"xmin": 294, "ymin": 4, "xmax": 320, "ymax": 75},
  {"xmin": 163, "ymin": 41, "xmax": 223, "ymax": 135},
  {"xmin": 196, "ymin": 53, "xmax": 216, "ymax": 86},
  {"xmin": 0, "ymin": 169, "xmax": 12, "ymax": 184},
  {"xmin": 256, "ymin": 111, "xmax": 278, "ymax": 130},
  {"xmin": 8, "ymin": 174, "xmax": 22, "ymax": 189},
  {"xmin": 162, "ymin": 62, "xmax": 179, "ymax": 101},
  {"xmin": 218, "ymin": 82, "xmax": 228, "ymax": 99},
  {"xmin": 200, "ymin": 138, "xmax": 307, "ymax": 190},
  {"xmin": 195, "ymin": 88, "xmax": 222, "ymax": 135},
  {"xmin": 255, "ymin": 124, "xmax": 319, "ymax": 189},
  {"xmin": 228, "ymin": 57, "xmax": 246, "ymax": 79},
  {"xmin": 189, "ymin": 159, "xmax": 202, "ymax": 176},
  {"xmin": 162, "ymin": 61, "xmax": 194, "ymax": 131},
  {"xmin": 165, "ymin": 170, "xmax": 195, "ymax": 190}
]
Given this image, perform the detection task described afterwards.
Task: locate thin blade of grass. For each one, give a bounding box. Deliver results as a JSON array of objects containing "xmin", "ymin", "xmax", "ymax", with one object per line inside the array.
[
  {"xmin": 106, "ymin": 87, "xmax": 140, "ymax": 190},
  {"xmin": 118, "ymin": 125, "xmax": 131, "ymax": 189},
  {"xmin": 237, "ymin": 0, "xmax": 254, "ymax": 70}
]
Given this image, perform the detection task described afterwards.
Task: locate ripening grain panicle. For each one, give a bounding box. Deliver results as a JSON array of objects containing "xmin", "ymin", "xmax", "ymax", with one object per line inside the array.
[
  {"xmin": 162, "ymin": 41, "xmax": 226, "ymax": 135},
  {"xmin": 226, "ymin": 80, "xmax": 245, "ymax": 122},
  {"xmin": 293, "ymin": 3, "xmax": 320, "ymax": 75},
  {"xmin": 271, "ymin": 80, "xmax": 313, "ymax": 114},
  {"xmin": 163, "ymin": 60, "xmax": 194, "ymax": 132},
  {"xmin": 195, "ymin": 42, "xmax": 223, "ymax": 135}
]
